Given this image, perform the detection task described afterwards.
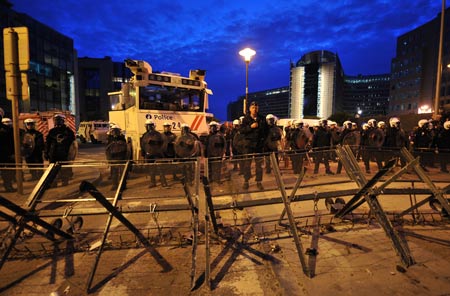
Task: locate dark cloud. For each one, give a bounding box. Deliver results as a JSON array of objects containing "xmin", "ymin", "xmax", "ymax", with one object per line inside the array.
[{"xmin": 10, "ymin": 0, "xmax": 444, "ymax": 120}]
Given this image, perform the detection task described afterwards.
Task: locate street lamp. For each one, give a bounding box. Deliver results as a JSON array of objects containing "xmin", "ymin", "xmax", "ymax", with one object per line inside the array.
[
  {"xmin": 239, "ymin": 47, "xmax": 256, "ymax": 114},
  {"xmin": 433, "ymin": 0, "xmax": 445, "ymax": 120}
]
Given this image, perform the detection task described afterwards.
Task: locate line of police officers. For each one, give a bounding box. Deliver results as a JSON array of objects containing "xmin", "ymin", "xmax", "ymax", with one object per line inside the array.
[
  {"xmin": 0, "ymin": 108, "xmax": 76, "ymax": 192},
  {"xmin": 106, "ymin": 101, "xmax": 450, "ymax": 192}
]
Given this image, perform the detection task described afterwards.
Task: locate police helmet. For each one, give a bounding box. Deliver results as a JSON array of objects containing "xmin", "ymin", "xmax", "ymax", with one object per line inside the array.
[
  {"xmin": 163, "ymin": 122, "xmax": 171, "ymax": 126},
  {"xmin": 232, "ymin": 119, "xmax": 240, "ymax": 125},
  {"xmin": 266, "ymin": 114, "xmax": 276, "ymax": 125},
  {"xmin": 367, "ymin": 119, "xmax": 377, "ymax": 128},
  {"xmin": 54, "ymin": 114, "xmax": 65, "ymax": 126},
  {"xmin": 2, "ymin": 117, "xmax": 12, "ymax": 126},
  {"xmin": 444, "ymin": 121, "xmax": 450, "ymax": 130},
  {"xmin": 377, "ymin": 121, "xmax": 386, "ymax": 128},
  {"xmin": 418, "ymin": 119, "xmax": 428, "ymax": 128},
  {"xmin": 362, "ymin": 123, "xmax": 369, "ymax": 130},
  {"xmin": 343, "ymin": 120, "xmax": 352, "ymax": 128},
  {"xmin": 24, "ymin": 118, "xmax": 36, "ymax": 124},
  {"xmin": 389, "ymin": 117, "xmax": 400, "ymax": 128}
]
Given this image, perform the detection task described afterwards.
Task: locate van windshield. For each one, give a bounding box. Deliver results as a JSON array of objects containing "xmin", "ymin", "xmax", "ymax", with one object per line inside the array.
[{"xmin": 139, "ymin": 85, "xmax": 204, "ymax": 112}]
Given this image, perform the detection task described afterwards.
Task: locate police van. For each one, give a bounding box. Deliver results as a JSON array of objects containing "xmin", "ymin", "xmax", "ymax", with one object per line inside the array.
[{"xmin": 77, "ymin": 121, "xmax": 110, "ymax": 143}]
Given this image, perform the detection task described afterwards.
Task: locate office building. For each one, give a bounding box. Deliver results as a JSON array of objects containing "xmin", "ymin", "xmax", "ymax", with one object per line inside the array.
[
  {"xmin": 77, "ymin": 57, "xmax": 131, "ymax": 121},
  {"xmin": 0, "ymin": 3, "xmax": 76, "ymax": 116},
  {"xmin": 227, "ymin": 86, "xmax": 289, "ymax": 120},
  {"xmin": 289, "ymin": 50, "xmax": 345, "ymax": 119},
  {"xmin": 390, "ymin": 7, "xmax": 450, "ymax": 115},
  {"xmin": 343, "ymin": 74, "xmax": 390, "ymax": 117}
]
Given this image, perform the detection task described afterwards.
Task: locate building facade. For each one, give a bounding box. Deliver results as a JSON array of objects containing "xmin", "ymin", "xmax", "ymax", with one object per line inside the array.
[
  {"xmin": 289, "ymin": 50, "xmax": 345, "ymax": 119},
  {"xmin": 390, "ymin": 7, "xmax": 450, "ymax": 116},
  {"xmin": 343, "ymin": 74, "xmax": 390, "ymax": 117},
  {"xmin": 0, "ymin": 3, "xmax": 76, "ymax": 117},
  {"xmin": 227, "ymin": 86, "xmax": 289, "ymax": 121},
  {"xmin": 77, "ymin": 57, "xmax": 131, "ymax": 121}
]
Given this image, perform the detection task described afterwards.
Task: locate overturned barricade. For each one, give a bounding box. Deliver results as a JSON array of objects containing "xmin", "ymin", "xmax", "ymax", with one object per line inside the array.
[{"xmin": 0, "ymin": 146, "xmax": 449, "ymax": 293}]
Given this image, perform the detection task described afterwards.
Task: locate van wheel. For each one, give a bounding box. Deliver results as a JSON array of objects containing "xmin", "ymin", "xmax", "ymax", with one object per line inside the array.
[
  {"xmin": 90, "ymin": 134, "xmax": 98, "ymax": 144},
  {"xmin": 80, "ymin": 136, "xmax": 86, "ymax": 143}
]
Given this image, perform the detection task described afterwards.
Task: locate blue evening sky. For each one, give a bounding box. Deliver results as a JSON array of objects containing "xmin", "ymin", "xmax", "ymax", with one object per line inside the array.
[{"xmin": 10, "ymin": 0, "xmax": 445, "ymax": 120}]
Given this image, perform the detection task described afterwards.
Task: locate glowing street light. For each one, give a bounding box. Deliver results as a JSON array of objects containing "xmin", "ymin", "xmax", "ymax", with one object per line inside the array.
[{"xmin": 239, "ymin": 47, "xmax": 256, "ymax": 114}]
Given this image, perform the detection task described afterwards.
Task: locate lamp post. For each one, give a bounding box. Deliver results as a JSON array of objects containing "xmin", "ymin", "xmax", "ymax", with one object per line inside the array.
[
  {"xmin": 239, "ymin": 47, "xmax": 256, "ymax": 114},
  {"xmin": 433, "ymin": 0, "xmax": 445, "ymax": 120}
]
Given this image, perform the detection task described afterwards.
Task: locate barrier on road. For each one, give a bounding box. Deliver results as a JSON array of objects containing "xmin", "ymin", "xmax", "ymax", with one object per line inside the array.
[{"xmin": 0, "ymin": 147, "xmax": 449, "ymax": 292}]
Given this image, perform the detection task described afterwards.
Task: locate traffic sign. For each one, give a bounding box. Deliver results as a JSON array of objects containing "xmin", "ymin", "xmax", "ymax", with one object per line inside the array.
[{"xmin": 3, "ymin": 27, "xmax": 29, "ymax": 71}]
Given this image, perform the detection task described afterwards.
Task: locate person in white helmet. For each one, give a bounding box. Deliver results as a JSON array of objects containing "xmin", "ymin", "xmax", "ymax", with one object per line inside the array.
[
  {"xmin": 0, "ymin": 108, "xmax": 16, "ymax": 192},
  {"xmin": 105, "ymin": 124, "xmax": 129, "ymax": 190},
  {"xmin": 230, "ymin": 119, "xmax": 242, "ymax": 171},
  {"xmin": 140, "ymin": 119, "xmax": 168, "ymax": 188},
  {"xmin": 23, "ymin": 118, "xmax": 45, "ymax": 181},
  {"xmin": 45, "ymin": 113, "xmax": 76, "ymax": 186},
  {"xmin": 384, "ymin": 117, "xmax": 409, "ymax": 168},
  {"xmin": 412, "ymin": 119, "xmax": 434, "ymax": 171},
  {"xmin": 205, "ymin": 121, "xmax": 226, "ymax": 183},
  {"xmin": 435, "ymin": 121, "xmax": 450, "ymax": 173},
  {"xmin": 264, "ymin": 114, "xmax": 283, "ymax": 174},
  {"xmin": 161, "ymin": 122, "xmax": 179, "ymax": 181}
]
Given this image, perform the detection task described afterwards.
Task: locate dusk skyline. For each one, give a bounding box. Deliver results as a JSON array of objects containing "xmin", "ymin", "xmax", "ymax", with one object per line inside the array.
[{"xmin": 10, "ymin": 0, "xmax": 446, "ymax": 120}]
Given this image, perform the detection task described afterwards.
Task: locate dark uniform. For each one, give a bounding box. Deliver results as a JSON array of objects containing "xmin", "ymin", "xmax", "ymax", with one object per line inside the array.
[
  {"xmin": 161, "ymin": 122, "xmax": 178, "ymax": 181},
  {"xmin": 140, "ymin": 120, "xmax": 168, "ymax": 188},
  {"xmin": 0, "ymin": 109, "xmax": 15, "ymax": 192},
  {"xmin": 45, "ymin": 114, "xmax": 76, "ymax": 186},
  {"xmin": 105, "ymin": 125, "xmax": 128, "ymax": 190},
  {"xmin": 174, "ymin": 124, "xmax": 202, "ymax": 184},
  {"xmin": 384, "ymin": 117, "xmax": 409, "ymax": 168},
  {"xmin": 435, "ymin": 122, "xmax": 450, "ymax": 173},
  {"xmin": 312, "ymin": 120, "xmax": 333, "ymax": 175},
  {"xmin": 205, "ymin": 122, "xmax": 226, "ymax": 183},
  {"xmin": 22, "ymin": 119, "xmax": 45, "ymax": 181},
  {"xmin": 240, "ymin": 101, "xmax": 268, "ymax": 190},
  {"xmin": 412, "ymin": 120, "xmax": 434, "ymax": 171},
  {"xmin": 264, "ymin": 114, "xmax": 283, "ymax": 174}
]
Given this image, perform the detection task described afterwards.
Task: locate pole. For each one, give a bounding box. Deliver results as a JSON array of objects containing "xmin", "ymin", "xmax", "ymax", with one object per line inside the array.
[
  {"xmin": 433, "ymin": 0, "xmax": 445, "ymax": 120},
  {"xmin": 5, "ymin": 28, "xmax": 23, "ymax": 194},
  {"xmin": 243, "ymin": 60, "xmax": 249, "ymax": 115}
]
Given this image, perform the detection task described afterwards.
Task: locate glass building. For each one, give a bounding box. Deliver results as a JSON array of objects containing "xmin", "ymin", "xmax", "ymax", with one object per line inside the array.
[
  {"xmin": 227, "ymin": 86, "xmax": 289, "ymax": 121},
  {"xmin": 343, "ymin": 74, "xmax": 390, "ymax": 117},
  {"xmin": 390, "ymin": 7, "xmax": 450, "ymax": 116},
  {"xmin": 77, "ymin": 57, "xmax": 131, "ymax": 121},
  {"xmin": 0, "ymin": 3, "xmax": 76, "ymax": 116},
  {"xmin": 289, "ymin": 50, "xmax": 345, "ymax": 119}
]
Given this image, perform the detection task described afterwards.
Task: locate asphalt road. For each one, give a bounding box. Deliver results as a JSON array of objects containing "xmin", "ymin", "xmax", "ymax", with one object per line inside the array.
[{"xmin": 0, "ymin": 145, "xmax": 449, "ymax": 295}]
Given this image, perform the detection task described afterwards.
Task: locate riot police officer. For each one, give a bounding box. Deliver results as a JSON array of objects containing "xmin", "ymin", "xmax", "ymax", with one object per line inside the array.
[
  {"xmin": 22, "ymin": 118, "xmax": 45, "ymax": 181},
  {"xmin": 45, "ymin": 114, "xmax": 76, "ymax": 186},
  {"xmin": 264, "ymin": 114, "xmax": 283, "ymax": 174},
  {"xmin": 140, "ymin": 119, "xmax": 168, "ymax": 188},
  {"xmin": 174, "ymin": 123, "xmax": 202, "ymax": 184},
  {"xmin": 161, "ymin": 122, "xmax": 179, "ymax": 181},
  {"xmin": 105, "ymin": 124, "xmax": 128, "ymax": 190},
  {"xmin": 0, "ymin": 108, "xmax": 15, "ymax": 192},
  {"xmin": 436, "ymin": 121, "xmax": 450, "ymax": 173},
  {"xmin": 312, "ymin": 120, "xmax": 334, "ymax": 175},
  {"xmin": 205, "ymin": 121, "xmax": 226, "ymax": 183}
]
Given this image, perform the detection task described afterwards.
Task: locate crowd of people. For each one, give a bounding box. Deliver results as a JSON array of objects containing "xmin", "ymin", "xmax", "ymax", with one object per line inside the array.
[
  {"xmin": 2, "ymin": 103, "xmax": 449, "ymax": 193},
  {"xmin": 0, "ymin": 108, "xmax": 76, "ymax": 192}
]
